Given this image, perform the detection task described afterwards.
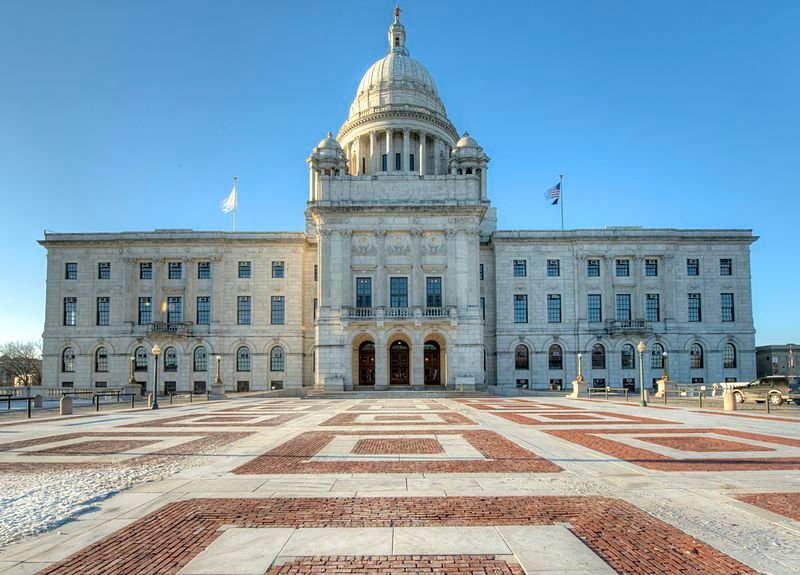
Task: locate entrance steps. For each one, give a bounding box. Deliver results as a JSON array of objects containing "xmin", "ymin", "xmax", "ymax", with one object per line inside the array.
[{"xmin": 304, "ymin": 388, "xmax": 491, "ymax": 399}]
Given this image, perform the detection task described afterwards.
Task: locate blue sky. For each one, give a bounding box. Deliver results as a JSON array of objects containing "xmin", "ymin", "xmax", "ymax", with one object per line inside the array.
[{"xmin": 0, "ymin": 0, "xmax": 797, "ymax": 345}]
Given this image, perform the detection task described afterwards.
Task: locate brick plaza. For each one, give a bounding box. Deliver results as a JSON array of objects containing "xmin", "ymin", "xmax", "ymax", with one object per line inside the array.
[{"xmin": 1, "ymin": 394, "xmax": 800, "ymax": 574}]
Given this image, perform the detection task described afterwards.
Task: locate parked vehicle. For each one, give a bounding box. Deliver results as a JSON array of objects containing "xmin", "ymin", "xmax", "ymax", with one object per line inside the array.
[{"xmin": 732, "ymin": 376, "xmax": 800, "ymax": 406}]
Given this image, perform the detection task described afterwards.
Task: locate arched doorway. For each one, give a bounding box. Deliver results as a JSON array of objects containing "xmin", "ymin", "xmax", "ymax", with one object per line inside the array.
[
  {"xmin": 424, "ymin": 341, "xmax": 441, "ymax": 386},
  {"xmin": 358, "ymin": 341, "xmax": 375, "ymax": 385},
  {"xmin": 389, "ymin": 340, "xmax": 410, "ymax": 385}
]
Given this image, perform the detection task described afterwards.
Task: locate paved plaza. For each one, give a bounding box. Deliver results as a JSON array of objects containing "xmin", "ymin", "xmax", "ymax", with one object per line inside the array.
[{"xmin": 1, "ymin": 395, "xmax": 800, "ymax": 574}]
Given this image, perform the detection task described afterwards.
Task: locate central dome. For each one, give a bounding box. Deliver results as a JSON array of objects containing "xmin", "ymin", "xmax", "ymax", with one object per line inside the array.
[{"xmin": 340, "ymin": 8, "xmax": 456, "ymax": 141}]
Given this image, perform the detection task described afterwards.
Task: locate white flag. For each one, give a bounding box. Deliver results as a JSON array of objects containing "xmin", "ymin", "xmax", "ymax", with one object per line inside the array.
[{"xmin": 220, "ymin": 185, "xmax": 237, "ymax": 214}]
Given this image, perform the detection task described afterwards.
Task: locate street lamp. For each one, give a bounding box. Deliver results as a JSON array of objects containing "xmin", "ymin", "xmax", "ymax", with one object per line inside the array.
[
  {"xmin": 576, "ymin": 353, "xmax": 584, "ymax": 382},
  {"xmin": 637, "ymin": 341, "xmax": 647, "ymax": 407},
  {"xmin": 151, "ymin": 345, "xmax": 161, "ymax": 410},
  {"xmin": 662, "ymin": 351, "xmax": 669, "ymax": 382},
  {"xmin": 129, "ymin": 356, "xmax": 136, "ymax": 386},
  {"xmin": 215, "ymin": 355, "xmax": 222, "ymax": 385}
]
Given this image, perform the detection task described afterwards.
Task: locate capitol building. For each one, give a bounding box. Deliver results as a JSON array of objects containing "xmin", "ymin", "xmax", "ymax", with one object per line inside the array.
[{"xmin": 39, "ymin": 11, "xmax": 757, "ymax": 394}]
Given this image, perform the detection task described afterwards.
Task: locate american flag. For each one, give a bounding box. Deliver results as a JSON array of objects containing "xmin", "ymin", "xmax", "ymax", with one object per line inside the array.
[{"xmin": 544, "ymin": 182, "xmax": 561, "ymax": 205}]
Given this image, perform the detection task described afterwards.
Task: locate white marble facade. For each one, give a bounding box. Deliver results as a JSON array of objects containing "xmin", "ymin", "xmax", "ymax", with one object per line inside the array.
[{"xmin": 39, "ymin": 11, "xmax": 757, "ymax": 393}]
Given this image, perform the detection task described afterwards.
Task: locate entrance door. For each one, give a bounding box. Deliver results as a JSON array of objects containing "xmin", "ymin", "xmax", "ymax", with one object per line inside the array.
[
  {"xmin": 389, "ymin": 340, "xmax": 410, "ymax": 385},
  {"xmin": 424, "ymin": 341, "xmax": 441, "ymax": 385},
  {"xmin": 358, "ymin": 342, "xmax": 375, "ymax": 385}
]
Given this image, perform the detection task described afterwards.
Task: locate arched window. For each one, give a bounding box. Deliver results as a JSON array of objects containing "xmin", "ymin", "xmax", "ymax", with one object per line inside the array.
[
  {"xmin": 95, "ymin": 347, "xmax": 108, "ymax": 372},
  {"xmin": 591, "ymin": 344, "xmax": 606, "ymax": 370},
  {"xmin": 163, "ymin": 347, "xmax": 178, "ymax": 372},
  {"xmin": 723, "ymin": 343, "xmax": 737, "ymax": 368},
  {"xmin": 134, "ymin": 346, "xmax": 148, "ymax": 371},
  {"xmin": 270, "ymin": 346, "xmax": 285, "ymax": 372},
  {"xmin": 621, "ymin": 344, "xmax": 635, "ymax": 370},
  {"xmin": 548, "ymin": 344, "xmax": 563, "ymax": 370},
  {"xmin": 650, "ymin": 343, "xmax": 664, "ymax": 369},
  {"xmin": 62, "ymin": 348, "xmax": 75, "ymax": 372},
  {"xmin": 514, "ymin": 345, "xmax": 529, "ymax": 370},
  {"xmin": 193, "ymin": 346, "xmax": 207, "ymax": 372},
  {"xmin": 237, "ymin": 346, "xmax": 251, "ymax": 372},
  {"xmin": 690, "ymin": 343, "xmax": 704, "ymax": 369}
]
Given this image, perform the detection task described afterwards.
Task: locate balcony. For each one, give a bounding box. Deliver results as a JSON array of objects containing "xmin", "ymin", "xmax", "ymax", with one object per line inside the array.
[
  {"xmin": 342, "ymin": 306, "xmax": 457, "ymax": 327},
  {"xmin": 605, "ymin": 319, "xmax": 652, "ymax": 335},
  {"xmin": 147, "ymin": 321, "xmax": 193, "ymax": 337}
]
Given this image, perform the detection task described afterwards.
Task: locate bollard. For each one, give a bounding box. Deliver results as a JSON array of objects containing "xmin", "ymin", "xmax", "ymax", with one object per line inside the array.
[
  {"xmin": 664, "ymin": 391, "xmax": 668, "ymax": 405},
  {"xmin": 723, "ymin": 389, "xmax": 737, "ymax": 411},
  {"xmin": 95, "ymin": 396, "xmax": 100, "ymax": 412},
  {"xmin": 699, "ymin": 391, "xmax": 703, "ymax": 409},
  {"xmin": 60, "ymin": 396, "xmax": 73, "ymax": 415},
  {"xmin": 169, "ymin": 394, "xmax": 174, "ymax": 405},
  {"xmin": 605, "ymin": 387, "xmax": 609, "ymax": 400},
  {"xmin": 147, "ymin": 393, "xmax": 154, "ymax": 408},
  {"xmin": 27, "ymin": 398, "xmax": 32, "ymax": 418},
  {"xmin": 130, "ymin": 394, "xmax": 135, "ymax": 408},
  {"xmin": 624, "ymin": 389, "xmax": 629, "ymax": 402},
  {"xmin": 766, "ymin": 398, "xmax": 770, "ymax": 414},
  {"xmin": 190, "ymin": 392, "xmax": 193, "ymax": 403}
]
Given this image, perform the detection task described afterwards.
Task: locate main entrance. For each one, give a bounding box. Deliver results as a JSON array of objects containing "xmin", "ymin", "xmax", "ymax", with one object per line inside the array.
[
  {"xmin": 389, "ymin": 340, "xmax": 410, "ymax": 385},
  {"xmin": 424, "ymin": 341, "xmax": 441, "ymax": 385},
  {"xmin": 358, "ymin": 341, "xmax": 375, "ymax": 385}
]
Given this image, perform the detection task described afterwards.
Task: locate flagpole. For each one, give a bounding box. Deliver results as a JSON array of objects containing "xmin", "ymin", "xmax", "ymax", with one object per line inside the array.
[
  {"xmin": 559, "ymin": 174, "xmax": 564, "ymax": 230},
  {"xmin": 233, "ymin": 176, "xmax": 237, "ymax": 232}
]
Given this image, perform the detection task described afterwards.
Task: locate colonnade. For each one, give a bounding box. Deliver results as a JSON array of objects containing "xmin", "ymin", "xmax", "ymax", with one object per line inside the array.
[{"xmin": 345, "ymin": 128, "xmax": 451, "ymax": 176}]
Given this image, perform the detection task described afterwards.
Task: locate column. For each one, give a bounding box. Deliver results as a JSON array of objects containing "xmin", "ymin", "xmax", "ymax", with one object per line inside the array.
[
  {"xmin": 603, "ymin": 255, "xmax": 614, "ymax": 322},
  {"xmin": 375, "ymin": 229, "xmax": 387, "ymax": 306},
  {"xmin": 211, "ymin": 256, "xmax": 223, "ymax": 325},
  {"xmin": 354, "ymin": 137, "xmax": 361, "ymax": 175},
  {"xmin": 308, "ymin": 167, "xmax": 316, "ymax": 201},
  {"xmin": 375, "ymin": 338, "xmax": 388, "ymax": 390},
  {"xmin": 480, "ymin": 164, "xmax": 487, "ymax": 199},
  {"xmin": 410, "ymin": 229, "xmax": 423, "ymax": 307},
  {"xmin": 369, "ymin": 131, "xmax": 377, "ymax": 174},
  {"xmin": 185, "ymin": 257, "xmax": 195, "ymax": 325},
  {"xmin": 634, "ymin": 255, "xmax": 644, "ymax": 320},
  {"xmin": 341, "ymin": 231, "xmax": 352, "ymax": 307},
  {"xmin": 402, "ymin": 128, "xmax": 410, "ymax": 172},
  {"xmin": 418, "ymin": 131, "xmax": 426, "ymax": 175},
  {"xmin": 385, "ymin": 128, "xmax": 393, "ymax": 172},
  {"xmin": 411, "ymin": 341, "xmax": 424, "ymax": 390}
]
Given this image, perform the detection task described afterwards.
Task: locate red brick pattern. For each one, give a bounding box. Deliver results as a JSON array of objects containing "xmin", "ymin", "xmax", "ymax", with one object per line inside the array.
[
  {"xmin": 636, "ymin": 435, "xmax": 775, "ymax": 453},
  {"xmin": 546, "ymin": 427, "xmax": 800, "ymax": 471},
  {"xmin": 320, "ymin": 412, "xmax": 476, "ymax": 426},
  {"xmin": 37, "ymin": 496, "xmax": 759, "ymax": 575},
  {"xmin": 373, "ymin": 415, "xmax": 426, "ymax": 422},
  {"xmin": 0, "ymin": 431, "xmax": 249, "ymax": 473},
  {"xmin": 267, "ymin": 555, "xmax": 525, "ymax": 574},
  {"xmin": 352, "ymin": 438, "xmax": 444, "ymax": 455},
  {"xmin": 22, "ymin": 439, "xmax": 159, "ymax": 456},
  {"xmin": 735, "ymin": 492, "xmax": 800, "ymax": 522},
  {"xmin": 193, "ymin": 415, "xmax": 259, "ymax": 423},
  {"xmin": 120, "ymin": 412, "xmax": 301, "ymax": 428},
  {"xmin": 233, "ymin": 430, "xmax": 562, "ymax": 474},
  {"xmin": 539, "ymin": 413, "xmax": 604, "ymax": 421},
  {"xmin": 458, "ymin": 400, "xmax": 578, "ymax": 412},
  {"xmin": 493, "ymin": 411, "xmax": 677, "ymax": 426}
]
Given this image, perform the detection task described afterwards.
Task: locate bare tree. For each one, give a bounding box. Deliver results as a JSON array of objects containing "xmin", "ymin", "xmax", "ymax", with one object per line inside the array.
[{"xmin": 0, "ymin": 340, "xmax": 43, "ymax": 386}]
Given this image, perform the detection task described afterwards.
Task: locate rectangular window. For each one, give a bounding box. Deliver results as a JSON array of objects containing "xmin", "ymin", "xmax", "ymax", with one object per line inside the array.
[
  {"xmin": 139, "ymin": 262, "xmax": 152, "ymax": 280},
  {"xmin": 426, "ymin": 277, "xmax": 442, "ymax": 307},
  {"xmin": 168, "ymin": 262, "xmax": 182, "ymax": 279},
  {"xmin": 63, "ymin": 297, "xmax": 77, "ymax": 326},
  {"xmin": 98, "ymin": 262, "xmax": 111, "ymax": 279},
  {"xmin": 272, "ymin": 260, "xmax": 285, "ymax": 278},
  {"xmin": 587, "ymin": 259, "xmax": 600, "ymax": 277},
  {"xmin": 547, "ymin": 259, "xmax": 560, "ymax": 277},
  {"xmin": 96, "ymin": 297, "xmax": 110, "ymax": 325},
  {"xmin": 196, "ymin": 296, "xmax": 210, "ymax": 325},
  {"xmin": 197, "ymin": 261, "xmax": 211, "ymax": 279},
  {"xmin": 721, "ymin": 293, "xmax": 735, "ymax": 322},
  {"xmin": 167, "ymin": 296, "xmax": 182, "ymax": 323},
  {"xmin": 313, "ymin": 298, "xmax": 318, "ymax": 320},
  {"xmin": 314, "ymin": 264, "xmax": 318, "ymax": 282},
  {"xmin": 615, "ymin": 294, "xmax": 631, "ymax": 321},
  {"xmin": 645, "ymin": 293, "xmax": 660, "ymax": 322},
  {"xmin": 381, "ymin": 154, "xmax": 387, "ymax": 171},
  {"xmin": 480, "ymin": 296, "xmax": 486, "ymax": 320},
  {"xmin": 390, "ymin": 277, "xmax": 408, "ymax": 308},
  {"xmin": 688, "ymin": 293, "xmax": 702, "ymax": 322},
  {"xmin": 356, "ymin": 277, "xmax": 372, "ymax": 308},
  {"xmin": 138, "ymin": 297, "xmax": 152, "ymax": 325},
  {"xmin": 237, "ymin": 296, "xmax": 251, "ymax": 325},
  {"xmin": 409, "ymin": 154, "xmax": 415, "ymax": 172},
  {"xmin": 720, "ymin": 258, "xmax": 732, "ymax": 276},
  {"xmin": 271, "ymin": 296, "xmax": 285, "ymax": 324},
  {"xmin": 238, "ymin": 261, "xmax": 251, "ymax": 279},
  {"xmin": 588, "ymin": 294, "xmax": 602, "ymax": 323},
  {"xmin": 547, "ymin": 294, "xmax": 562, "ymax": 323},
  {"xmin": 514, "ymin": 294, "xmax": 528, "ymax": 323},
  {"xmin": 479, "ymin": 263, "xmax": 484, "ymax": 281},
  {"xmin": 395, "ymin": 152, "xmax": 401, "ymax": 170},
  {"xmin": 687, "ymin": 258, "xmax": 700, "ymax": 276},
  {"xmin": 65, "ymin": 262, "xmax": 77, "ymax": 280},
  {"xmin": 513, "ymin": 259, "xmax": 527, "ymax": 277},
  {"xmin": 615, "ymin": 259, "xmax": 630, "ymax": 277},
  {"xmin": 645, "ymin": 259, "xmax": 658, "ymax": 277}
]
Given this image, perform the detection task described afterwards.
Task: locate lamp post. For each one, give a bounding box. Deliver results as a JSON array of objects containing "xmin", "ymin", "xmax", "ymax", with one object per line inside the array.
[
  {"xmin": 129, "ymin": 356, "xmax": 136, "ymax": 386},
  {"xmin": 576, "ymin": 353, "xmax": 584, "ymax": 382},
  {"xmin": 215, "ymin": 355, "xmax": 222, "ymax": 385},
  {"xmin": 662, "ymin": 351, "xmax": 669, "ymax": 382},
  {"xmin": 151, "ymin": 345, "xmax": 161, "ymax": 410},
  {"xmin": 637, "ymin": 341, "xmax": 647, "ymax": 407}
]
